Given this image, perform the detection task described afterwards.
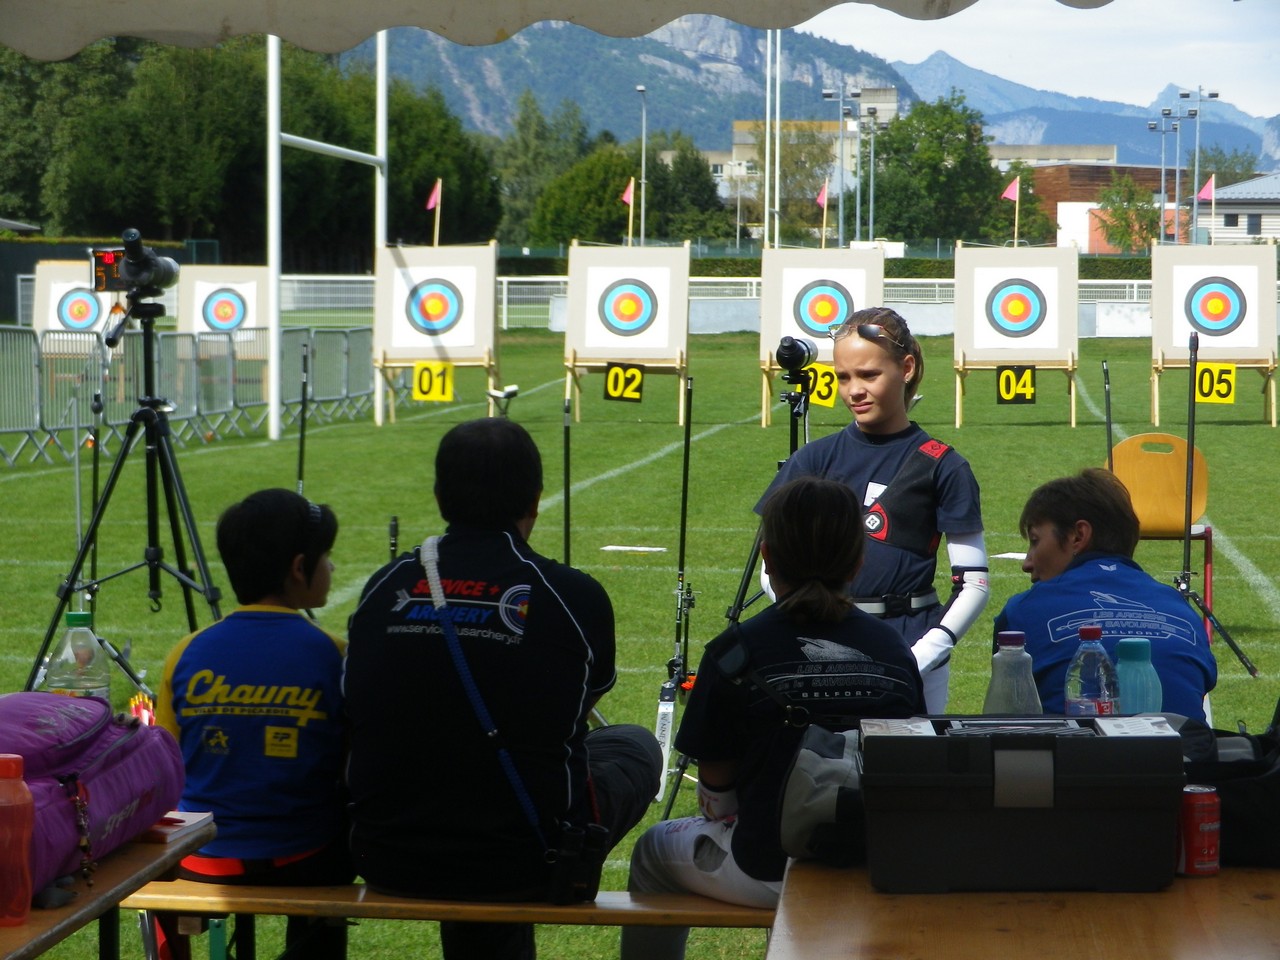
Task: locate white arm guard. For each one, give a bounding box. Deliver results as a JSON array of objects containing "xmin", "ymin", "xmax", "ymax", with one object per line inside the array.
[
  {"xmin": 913, "ymin": 532, "xmax": 990, "ymax": 674},
  {"xmin": 697, "ymin": 782, "xmax": 740, "ymax": 822}
]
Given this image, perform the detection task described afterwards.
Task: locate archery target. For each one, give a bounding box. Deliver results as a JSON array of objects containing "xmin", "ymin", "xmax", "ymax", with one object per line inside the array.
[
  {"xmin": 984, "ymin": 278, "xmax": 1047, "ymax": 338},
  {"xmin": 583, "ymin": 265, "xmax": 673, "ymax": 350},
  {"xmin": 793, "ymin": 279, "xmax": 855, "ymax": 337},
  {"xmin": 969, "ymin": 265, "xmax": 1064, "ymax": 351},
  {"xmin": 405, "ymin": 278, "xmax": 464, "ymax": 335},
  {"xmin": 597, "ymin": 278, "xmax": 658, "ymax": 337},
  {"xmin": 1168, "ymin": 263, "xmax": 1261, "ymax": 350},
  {"xmin": 1182, "ymin": 276, "xmax": 1246, "ymax": 337},
  {"xmin": 56, "ymin": 288, "xmax": 101, "ymax": 331},
  {"xmin": 388, "ymin": 263, "xmax": 480, "ymax": 350},
  {"xmin": 498, "ymin": 584, "xmax": 531, "ymax": 636},
  {"xmin": 201, "ymin": 287, "xmax": 249, "ymax": 331}
]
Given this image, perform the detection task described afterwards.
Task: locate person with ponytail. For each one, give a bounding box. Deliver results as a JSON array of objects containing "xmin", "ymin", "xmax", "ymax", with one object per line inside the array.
[
  {"xmin": 755, "ymin": 306, "xmax": 989, "ymax": 714},
  {"xmin": 621, "ymin": 477, "xmax": 923, "ymax": 960}
]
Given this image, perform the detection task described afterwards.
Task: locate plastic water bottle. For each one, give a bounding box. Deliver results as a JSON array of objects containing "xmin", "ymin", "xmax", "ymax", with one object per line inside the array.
[
  {"xmin": 1064, "ymin": 624, "xmax": 1119, "ymax": 716},
  {"xmin": 43, "ymin": 611, "xmax": 110, "ymax": 701},
  {"xmin": 1115, "ymin": 637, "xmax": 1163, "ymax": 714},
  {"xmin": 982, "ymin": 631, "xmax": 1043, "ymax": 714},
  {"xmin": 0, "ymin": 754, "xmax": 34, "ymax": 926}
]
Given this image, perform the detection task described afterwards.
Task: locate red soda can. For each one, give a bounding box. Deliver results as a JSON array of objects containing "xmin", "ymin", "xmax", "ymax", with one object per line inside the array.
[{"xmin": 1176, "ymin": 784, "xmax": 1220, "ymax": 876}]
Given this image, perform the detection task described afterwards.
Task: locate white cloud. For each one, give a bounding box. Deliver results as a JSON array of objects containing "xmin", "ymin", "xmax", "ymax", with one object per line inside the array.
[{"xmin": 798, "ymin": 0, "xmax": 1280, "ymax": 118}]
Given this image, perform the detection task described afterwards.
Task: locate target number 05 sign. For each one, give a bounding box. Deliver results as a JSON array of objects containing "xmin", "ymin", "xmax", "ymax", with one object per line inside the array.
[
  {"xmin": 1195, "ymin": 362, "xmax": 1236, "ymax": 405},
  {"xmin": 412, "ymin": 361, "xmax": 455, "ymax": 402}
]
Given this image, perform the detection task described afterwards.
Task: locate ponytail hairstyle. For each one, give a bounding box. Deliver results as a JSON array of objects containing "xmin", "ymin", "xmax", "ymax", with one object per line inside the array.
[
  {"xmin": 760, "ymin": 477, "xmax": 865, "ymax": 624},
  {"xmin": 837, "ymin": 306, "xmax": 924, "ymax": 405}
]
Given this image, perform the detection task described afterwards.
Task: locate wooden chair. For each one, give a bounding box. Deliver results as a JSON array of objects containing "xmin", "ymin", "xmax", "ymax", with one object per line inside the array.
[{"xmin": 1109, "ymin": 432, "xmax": 1212, "ymax": 635}]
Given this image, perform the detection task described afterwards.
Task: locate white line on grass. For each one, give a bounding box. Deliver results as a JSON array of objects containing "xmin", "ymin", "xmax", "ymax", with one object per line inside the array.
[
  {"xmin": 1076, "ymin": 372, "xmax": 1280, "ymax": 620},
  {"xmin": 540, "ymin": 412, "xmax": 761, "ymax": 512}
]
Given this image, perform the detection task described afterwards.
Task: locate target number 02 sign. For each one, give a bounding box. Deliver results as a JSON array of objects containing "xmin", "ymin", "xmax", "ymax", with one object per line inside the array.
[
  {"xmin": 604, "ymin": 363, "xmax": 644, "ymax": 403},
  {"xmin": 1195, "ymin": 362, "xmax": 1236, "ymax": 405},
  {"xmin": 412, "ymin": 361, "xmax": 455, "ymax": 402},
  {"xmin": 996, "ymin": 365, "xmax": 1037, "ymax": 404}
]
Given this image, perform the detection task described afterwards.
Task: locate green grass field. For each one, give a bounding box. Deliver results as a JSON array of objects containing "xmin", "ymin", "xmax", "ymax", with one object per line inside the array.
[{"xmin": 2, "ymin": 330, "xmax": 1278, "ymax": 959}]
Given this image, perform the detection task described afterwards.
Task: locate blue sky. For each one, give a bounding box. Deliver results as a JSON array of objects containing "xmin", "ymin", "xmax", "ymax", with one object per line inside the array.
[{"xmin": 799, "ymin": 0, "xmax": 1280, "ymax": 118}]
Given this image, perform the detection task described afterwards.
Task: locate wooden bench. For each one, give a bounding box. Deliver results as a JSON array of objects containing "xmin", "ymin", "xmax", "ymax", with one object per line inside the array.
[{"xmin": 122, "ymin": 879, "xmax": 774, "ymax": 959}]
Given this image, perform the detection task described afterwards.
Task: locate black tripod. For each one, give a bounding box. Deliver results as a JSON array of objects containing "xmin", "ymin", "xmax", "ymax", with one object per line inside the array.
[
  {"xmin": 1175, "ymin": 333, "xmax": 1256, "ymax": 677},
  {"xmin": 660, "ymin": 349, "xmax": 816, "ymax": 818},
  {"xmin": 26, "ymin": 250, "xmax": 222, "ymax": 697}
]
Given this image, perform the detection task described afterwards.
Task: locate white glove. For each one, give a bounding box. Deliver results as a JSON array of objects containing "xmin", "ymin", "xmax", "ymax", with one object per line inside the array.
[{"xmin": 913, "ymin": 626, "xmax": 955, "ymax": 674}]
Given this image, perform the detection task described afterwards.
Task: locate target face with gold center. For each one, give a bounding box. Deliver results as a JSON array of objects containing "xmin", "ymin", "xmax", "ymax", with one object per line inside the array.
[
  {"xmin": 1184, "ymin": 276, "xmax": 1246, "ymax": 337},
  {"xmin": 405, "ymin": 278, "xmax": 464, "ymax": 335},
  {"xmin": 57, "ymin": 289, "xmax": 100, "ymax": 330},
  {"xmin": 793, "ymin": 279, "xmax": 854, "ymax": 337},
  {"xmin": 598, "ymin": 279, "xmax": 658, "ymax": 337},
  {"xmin": 985, "ymin": 278, "xmax": 1047, "ymax": 338},
  {"xmin": 202, "ymin": 288, "xmax": 248, "ymax": 331}
]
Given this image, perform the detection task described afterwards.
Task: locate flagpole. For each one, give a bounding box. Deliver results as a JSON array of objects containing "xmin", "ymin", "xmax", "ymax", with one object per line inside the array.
[
  {"xmin": 1014, "ymin": 190, "xmax": 1020, "ymax": 247},
  {"xmin": 431, "ymin": 178, "xmax": 442, "ymax": 247},
  {"xmin": 626, "ymin": 177, "xmax": 635, "ymax": 246},
  {"xmin": 820, "ymin": 178, "xmax": 829, "ymax": 249}
]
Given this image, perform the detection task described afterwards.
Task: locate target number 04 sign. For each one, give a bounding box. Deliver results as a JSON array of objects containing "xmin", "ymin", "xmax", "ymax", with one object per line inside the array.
[
  {"xmin": 996, "ymin": 365, "xmax": 1037, "ymax": 404},
  {"xmin": 412, "ymin": 361, "xmax": 455, "ymax": 402},
  {"xmin": 1196, "ymin": 362, "xmax": 1236, "ymax": 405}
]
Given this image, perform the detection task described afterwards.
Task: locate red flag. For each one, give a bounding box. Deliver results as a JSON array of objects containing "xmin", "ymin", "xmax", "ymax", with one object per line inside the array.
[
  {"xmin": 425, "ymin": 179, "xmax": 442, "ymax": 211},
  {"xmin": 1001, "ymin": 177, "xmax": 1020, "ymax": 202},
  {"xmin": 1197, "ymin": 175, "xmax": 1215, "ymax": 202},
  {"xmin": 621, "ymin": 178, "xmax": 634, "ymax": 206},
  {"xmin": 815, "ymin": 180, "xmax": 828, "ymax": 209}
]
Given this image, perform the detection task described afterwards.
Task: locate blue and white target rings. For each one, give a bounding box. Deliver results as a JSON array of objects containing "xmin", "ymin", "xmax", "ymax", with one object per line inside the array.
[
  {"xmin": 793, "ymin": 279, "xmax": 854, "ymax": 337},
  {"xmin": 985, "ymin": 278, "xmax": 1047, "ymax": 338},
  {"xmin": 598, "ymin": 279, "xmax": 658, "ymax": 337},
  {"xmin": 202, "ymin": 288, "xmax": 248, "ymax": 331},
  {"xmin": 1184, "ymin": 276, "xmax": 1246, "ymax": 337},
  {"xmin": 405, "ymin": 278, "xmax": 464, "ymax": 335},
  {"xmin": 57, "ymin": 289, "xmax": 100, "ymax": 330}
]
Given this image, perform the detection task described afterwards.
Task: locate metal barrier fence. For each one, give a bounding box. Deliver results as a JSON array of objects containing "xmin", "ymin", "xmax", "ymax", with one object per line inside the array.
[{"xmin": 0, "ymin": 326, "xmax": 374, "ymax": 467}]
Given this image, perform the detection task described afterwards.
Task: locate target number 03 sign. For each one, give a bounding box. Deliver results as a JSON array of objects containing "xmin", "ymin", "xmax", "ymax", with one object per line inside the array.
[
  {"xmin": 604, "ymin": 363, "xmax": 644, "ymax": 403},
  {"xmin": 412, "ymin": 361, "xmax": 455, "ymax": 402},
  {"xmin": 1196, "ymin": 362, "xmax": 1236, "ymax": 405},
  {"xmin": 808, "ymin": 363, "xmax": 838, "ymax": 408}
]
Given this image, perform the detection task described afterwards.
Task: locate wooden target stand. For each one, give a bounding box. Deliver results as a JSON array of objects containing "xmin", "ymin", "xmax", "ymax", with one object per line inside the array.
[
  {"xmin": 953, "ymin": 353, "xmax": 1078, "ymax": 428},
  {"xmin": 373, "ymin": 349, "xmax": 501, "ymax": 424},
  {"xmin": 1150, "ymin": 352, "xmax": 1277, "ymax": 428},
  {"xmin": 564, "ymin": 350, "xmax": 688, "ymax": 425}
]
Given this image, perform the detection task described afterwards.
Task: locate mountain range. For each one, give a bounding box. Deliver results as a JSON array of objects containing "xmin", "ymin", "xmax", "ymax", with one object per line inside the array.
[{"xmin": 349, "ymin": 16, "xmax": 1279, "ymax": 172}]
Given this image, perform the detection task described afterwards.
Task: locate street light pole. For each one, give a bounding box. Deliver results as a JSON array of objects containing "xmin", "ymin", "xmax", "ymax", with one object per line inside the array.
[
  {"xmin": 822, "ymin": 86, "xmax": 860, "ymax": 248},
  {"xmin": 865, "ymin": 107, "xmax": 887, "ymax": 241},
  {"xmin": 1172, "ymin": 119, "xmax": 1183, "ymax": 243},
  {"xmin": 1181, "ymin": 87, "xmax": 1218, "ymax": 244},
  {"xmin": 1147, "ymin": 108, "xmax": 1172, "ymax": 243},
  {"xmin": 636, "ymin": 84, "xmax": 647, "ymax": 247}
]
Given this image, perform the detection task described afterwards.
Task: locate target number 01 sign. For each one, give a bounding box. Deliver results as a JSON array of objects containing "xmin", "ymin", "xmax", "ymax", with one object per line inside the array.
[
  {"xmin": 412, "ymin": 361, "xmax": 455, "ymax": 402},
  {"xmin": 1195, "ymin": 362, "xmax": 1236, "ymax": 405}
]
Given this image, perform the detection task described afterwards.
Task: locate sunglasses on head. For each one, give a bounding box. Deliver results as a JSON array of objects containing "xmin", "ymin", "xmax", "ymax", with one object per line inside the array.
[{"xmin": 830, "ymin": 321, "xmax": 904, "ymax": 349}]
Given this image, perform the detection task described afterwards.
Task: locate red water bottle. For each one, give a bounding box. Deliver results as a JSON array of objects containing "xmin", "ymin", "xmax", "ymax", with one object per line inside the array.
[{"xmin": 0, "ymin": 754, "xmax": 34, "ymax": 926}]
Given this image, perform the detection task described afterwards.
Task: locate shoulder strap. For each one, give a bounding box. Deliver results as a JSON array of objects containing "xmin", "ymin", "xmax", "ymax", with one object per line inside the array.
[
  {"xmin": 863, "ymin": 438, "xmax": 952, "ymax": 555},
  {"xmin": 712, "ymin": 623, "xmax": 811, "ymax": 729},
  {"xmin": 421, "ymin": 536, "xmax": 548, "ymax": 849}
]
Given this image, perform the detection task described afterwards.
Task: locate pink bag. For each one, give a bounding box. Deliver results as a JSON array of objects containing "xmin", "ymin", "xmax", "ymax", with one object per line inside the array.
[{"xmin": 0, "ymin": 692, "xmax": 184, "ymax": 893}]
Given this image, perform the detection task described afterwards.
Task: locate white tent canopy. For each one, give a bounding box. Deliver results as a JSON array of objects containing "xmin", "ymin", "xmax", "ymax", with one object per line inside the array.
[{"xmin": 1, "ymin": 0, "xmax": 1112, "ymax": 60}]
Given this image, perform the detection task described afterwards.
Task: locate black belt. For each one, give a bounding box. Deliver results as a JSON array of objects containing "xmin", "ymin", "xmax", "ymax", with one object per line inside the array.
[{"xmin": 852, "ymin": 589, "xmax": 939, "ymax": 618}]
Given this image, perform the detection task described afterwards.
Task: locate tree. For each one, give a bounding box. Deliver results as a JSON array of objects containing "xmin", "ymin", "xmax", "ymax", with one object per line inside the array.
[
  {"xmin": 1095, "ymin": 172, "xmax": 1161, "ymax": 254},
  {"xmin": 868, "ymin": 92, "xmax": 1004, "ymax": 243},
  {"xmin": 1195, "ymin": 145, "xmax": 1260, "ymax": 189},
  {"xmin": 491, "ymin": 91, "xmax": 591, "ymax": 245},
  {"xmin": 983, "ymin": 162, "xmax": 1057, "ymax": 246},
  {"xmin": 642, "ymin": 133, "xmax": 733, "ymax": 241},
  {"xmin": 527, "ymin": 145, "xmax": 634, "ymax": 245},
  {"xmin": 748, "ymin": 122, "xmax": 830, "ymax": 242}
]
